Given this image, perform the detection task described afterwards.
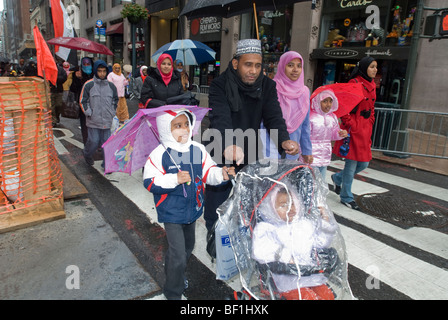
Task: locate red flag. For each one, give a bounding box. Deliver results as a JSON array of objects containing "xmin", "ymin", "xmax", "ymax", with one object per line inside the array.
[
  {"xmin": 33, "ymin": 26, "xmax": 58, "ymax": 86},
  {"xmin": 50, "ymin": 0, "xmax": 76, "ymax": 61}
]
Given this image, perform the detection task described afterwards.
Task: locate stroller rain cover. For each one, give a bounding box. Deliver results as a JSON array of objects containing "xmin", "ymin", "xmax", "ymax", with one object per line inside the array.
[{"xmin": 217, "ymin": 159, "xmax": 353, "ymax": 300}]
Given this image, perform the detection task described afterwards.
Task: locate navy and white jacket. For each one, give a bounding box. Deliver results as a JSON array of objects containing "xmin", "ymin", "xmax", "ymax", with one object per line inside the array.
[{"xmin": 143, "ymin": 109, "xmax": 225, "ymax": 224}]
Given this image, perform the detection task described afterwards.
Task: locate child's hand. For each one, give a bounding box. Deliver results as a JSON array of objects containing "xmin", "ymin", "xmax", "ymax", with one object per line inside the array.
[
  {"xmin": 222, "ymin": 166, "xmax": 236, "ymax": 181},
  {"xmin": 177, "ymin": 170, "xmax": 191, "ymax": 185},
  {"xmin": 302, "ymin": 155, "xmax": 314, "ymax": 164},
  {"xmin": 338, "ymin": 130, "xmax": 348, "ymax": 138},
  {"xmin": 318, "ymin": 206, "xmax": 330, "ymax": 221}
]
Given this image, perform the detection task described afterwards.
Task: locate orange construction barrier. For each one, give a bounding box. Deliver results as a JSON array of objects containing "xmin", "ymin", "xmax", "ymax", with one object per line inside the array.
[{"xmin": 0, "ymin": 77, "xmax": 64, "ymax": 233}]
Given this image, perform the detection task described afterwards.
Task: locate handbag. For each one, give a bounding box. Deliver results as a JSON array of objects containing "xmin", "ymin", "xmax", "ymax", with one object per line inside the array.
[
  {"xmin": 339, "ymin": 133, "xmax": 350, "ymax": 156},
  {"xmin": 214, "ymin": 218, "xmax": 239, "ymax": 281},
  {"xmin": 61, "ymin": 91, "xmax": 80, "ymax": 119}
]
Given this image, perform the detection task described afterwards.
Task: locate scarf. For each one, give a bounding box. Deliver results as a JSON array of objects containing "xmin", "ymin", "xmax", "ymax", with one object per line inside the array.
[
  {"xmin": 112, "ymin": 63, "xmax": 122, "ymax": 76},
  {"xmin": 311, "ymin": 89, "xmax": 338, "ymax": 126},
  {"xmin": 224, "ymin": 60, "xmax": 263, "ymax": 112},
  {"xmin": 140, "ymin": 65, "xmax": 148, "ymax": 83},
  {"xmin": 157, "ymin": 54, "xmax": 173, "ymax": 86},
  {"xmin": 273, "ymin": 51, "xmax": 310, "ymax": 133},
  {"xmin": 349, "ymin": 56, "xmax": 376, "ymax": 82},
  {"xmin": 62, "ymin": 62, "xmax": 70, "ymax": 76}
]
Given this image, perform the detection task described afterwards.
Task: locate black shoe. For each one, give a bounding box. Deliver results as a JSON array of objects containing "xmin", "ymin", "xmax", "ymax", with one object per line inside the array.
[
  {"xmin": 84, "ymin": 157, "xmax": 94, "ymax": 166},
  {"xmin": 331, "ymin": 174, "xmax": 341, "ymax": 195},
  {"xmin": 341, "ymin": 200, "xmax": 360, "ymax": 211}
]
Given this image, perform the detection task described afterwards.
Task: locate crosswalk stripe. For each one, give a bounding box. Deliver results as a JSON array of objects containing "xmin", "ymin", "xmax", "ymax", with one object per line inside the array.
[
  {"xmin": 340, "ymin": 224, "xmax": 448, "ymax": 300},
  {"xmin": 325, "ymin": 165, "xmax": 448, "ymax": 261},
  {"xmin": 329, "ymin": 160, "xmax": 448, "ymax": 201}
]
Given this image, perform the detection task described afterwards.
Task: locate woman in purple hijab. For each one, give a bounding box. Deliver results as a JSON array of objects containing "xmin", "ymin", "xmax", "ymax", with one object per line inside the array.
[{"xmin": 261, "ymin": 51, "xmax": 313, "ymax": 163}]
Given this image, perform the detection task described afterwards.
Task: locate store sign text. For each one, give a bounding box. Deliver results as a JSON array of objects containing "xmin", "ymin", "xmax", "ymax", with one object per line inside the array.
[
  {"xmin": 338, "ymin": 0, "xmax": 373, "ymax": 9},
  {"xmin": 199, "ymin": 17, "xmax": 221, "ymax": 34},
  {"xmin": 366, "ymin": 49, "xmax": 392, "ymax": 57},
  {"xmin": 324, "ymin": 49, "xmax": 359, "ymax": 58}
]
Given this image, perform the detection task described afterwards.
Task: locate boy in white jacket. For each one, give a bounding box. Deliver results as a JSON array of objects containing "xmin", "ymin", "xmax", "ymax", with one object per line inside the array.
[{"xmin": 143, "ymin": 108, "xmax": 235, "ymax": 300}]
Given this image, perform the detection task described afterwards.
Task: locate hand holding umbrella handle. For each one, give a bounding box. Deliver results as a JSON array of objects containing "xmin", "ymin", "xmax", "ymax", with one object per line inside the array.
[{"xmin": 146, "ymin": 119, "xmax": 189, "ymax": 196}]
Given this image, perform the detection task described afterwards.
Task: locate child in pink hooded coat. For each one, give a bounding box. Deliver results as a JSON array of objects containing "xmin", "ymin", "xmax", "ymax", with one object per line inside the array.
[{"xmin": 305, "ymin": 89, "xmax": 347, "ymax": 179}]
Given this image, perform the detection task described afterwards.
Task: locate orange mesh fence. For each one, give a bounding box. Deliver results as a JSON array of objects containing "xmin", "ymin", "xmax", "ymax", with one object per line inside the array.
[{"xmin": 0, "ymin": 77, "xmax": 63, "ymax": 216}]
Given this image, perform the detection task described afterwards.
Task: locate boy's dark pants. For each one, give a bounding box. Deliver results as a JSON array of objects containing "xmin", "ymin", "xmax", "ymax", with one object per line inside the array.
[
  {"xmin": 163, "ymin": 222, "xmax": 196, "ymax": 300},
  {"xmin": 83, "ymin": 127, "xmax": 110, "ymax": 166}
]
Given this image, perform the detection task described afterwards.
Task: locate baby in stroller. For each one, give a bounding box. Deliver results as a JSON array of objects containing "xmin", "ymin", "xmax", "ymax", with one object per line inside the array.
[
  {"xmin": 217, "ymin": 159, "xmax": 352, "ymax": 300},
  {"xmin": 252, "ymin": 185, "xmax": 338, "ymax": 300}
]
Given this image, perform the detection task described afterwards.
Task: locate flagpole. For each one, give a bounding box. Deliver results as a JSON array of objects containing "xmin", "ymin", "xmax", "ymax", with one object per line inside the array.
[
  {"xmin": 34, "ymin": 26, "xmax": 52, "ymax": 116},
  {"xmin": 41, "ymin": 69, "xmax": 52, "ymax": 117}
]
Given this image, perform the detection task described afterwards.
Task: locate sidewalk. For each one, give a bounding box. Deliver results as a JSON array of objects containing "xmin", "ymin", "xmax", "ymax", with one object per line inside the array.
[
  {"xmin": 372, "ymin": 151, "xmax": 448, "ymax": 177},
  {"xmin": 0, "ymin": 161, "xmax": 160, "ymax": 300}
]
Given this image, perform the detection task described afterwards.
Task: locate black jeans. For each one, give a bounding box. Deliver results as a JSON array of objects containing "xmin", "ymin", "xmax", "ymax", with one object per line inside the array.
[
  {"xmin": 203, "ymin": 182, "xmax": 233, "ymax": 231},
  {"xmin": 163, "ymin": 222, "xmax": 196, "ymax": 300}
]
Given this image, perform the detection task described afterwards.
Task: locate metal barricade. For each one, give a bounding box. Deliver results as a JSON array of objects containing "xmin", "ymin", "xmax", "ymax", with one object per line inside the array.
[{"xmin": 372, "ymin": 107, "xmax": 448, "ymax": 159}]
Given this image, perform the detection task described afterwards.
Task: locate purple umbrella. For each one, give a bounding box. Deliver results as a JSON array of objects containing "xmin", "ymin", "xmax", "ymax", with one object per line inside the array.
[{"xmin": 102, "ymin": 105, "xmax": 210, "ymax": 175}]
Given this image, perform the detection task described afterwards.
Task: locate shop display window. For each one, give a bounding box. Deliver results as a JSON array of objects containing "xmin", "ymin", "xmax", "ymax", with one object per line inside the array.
[
  {"xmin": 319, "ymin": 0, "xmax": 417, "ymax": 48},
  {"xmin": 240, "ymin": 5, "xmax": 293, "ymax": 79}
]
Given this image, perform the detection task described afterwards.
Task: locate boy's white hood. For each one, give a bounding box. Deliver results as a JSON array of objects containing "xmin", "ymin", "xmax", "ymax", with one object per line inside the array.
[{"xmin": 156, "ymin": 108, "xmax": 196, "ymax": 152}]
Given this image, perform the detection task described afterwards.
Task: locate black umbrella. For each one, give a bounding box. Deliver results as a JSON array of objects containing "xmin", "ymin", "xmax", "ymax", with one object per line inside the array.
[{"xmin": 179, "ymin": 0, "xmax": 310, "ymax": 39}]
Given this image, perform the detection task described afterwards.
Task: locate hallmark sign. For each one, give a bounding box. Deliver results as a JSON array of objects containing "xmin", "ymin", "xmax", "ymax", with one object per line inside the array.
[{"xmin": 312, "ymin": 46, "xmax": 409, "ymax": 60}]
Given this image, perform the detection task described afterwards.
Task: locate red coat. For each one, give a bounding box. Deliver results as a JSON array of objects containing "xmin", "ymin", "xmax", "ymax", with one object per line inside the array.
[{"xmin": 333, "ymin": 75, "xmax": 376, "ymax": 162}]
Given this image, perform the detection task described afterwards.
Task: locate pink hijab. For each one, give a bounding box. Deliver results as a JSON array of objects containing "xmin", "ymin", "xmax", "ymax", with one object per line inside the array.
[
  {"xmin": 311, "ymin": 89, "xmax": 339, "ymax": 115},
  {"xmin": 157, "ymin": 54, "xmax": 173, "ymax": 86},
  {"xmin": 274, "ymin": 51, "xmax": 310, "ymax": 133}
]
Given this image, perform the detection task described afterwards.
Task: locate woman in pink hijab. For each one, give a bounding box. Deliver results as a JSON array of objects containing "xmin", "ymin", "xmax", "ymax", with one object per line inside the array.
[{"xmin": 262, "ymin": 51, "xmax": 313, "ymax": 163}]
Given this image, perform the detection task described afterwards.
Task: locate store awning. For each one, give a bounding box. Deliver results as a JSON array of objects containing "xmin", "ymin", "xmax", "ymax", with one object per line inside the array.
[{"xmin": 106, "ymin": 22, "xmax": 124, "ymax": 36}]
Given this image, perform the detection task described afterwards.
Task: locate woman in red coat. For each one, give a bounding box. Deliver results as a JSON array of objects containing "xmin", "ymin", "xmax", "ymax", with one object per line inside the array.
[{"xmin": 331, "ymin": 56, "xmax": 377, "ymax": 210}]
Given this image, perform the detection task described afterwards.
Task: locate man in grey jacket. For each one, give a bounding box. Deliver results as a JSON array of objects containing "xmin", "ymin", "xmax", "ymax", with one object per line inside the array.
[{"xmin": 79, "ymin": 60, "xmax": 118, "ymax": 167}]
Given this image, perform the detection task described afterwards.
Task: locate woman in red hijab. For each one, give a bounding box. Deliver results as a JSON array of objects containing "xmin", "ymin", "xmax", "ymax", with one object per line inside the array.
[{"xmin": 140, "ymin": 53, "xmax": 183, "ymax": 108}]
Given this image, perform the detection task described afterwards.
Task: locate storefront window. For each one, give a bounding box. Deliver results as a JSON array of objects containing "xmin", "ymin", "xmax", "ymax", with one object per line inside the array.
[
  {"xmin": 189, "ymin": 17, "xmax": 222, "ymax": 87},
  {"xmin": 240, "ymin": 5, "xmax": 294, "ymax": 79},
  {"xmin": 312, "ymin": 0, "xmax": 418, "ymax": 108},
  {"xmin": 319, "ymin": 0, "xmax": 417, "ymax": 48}
]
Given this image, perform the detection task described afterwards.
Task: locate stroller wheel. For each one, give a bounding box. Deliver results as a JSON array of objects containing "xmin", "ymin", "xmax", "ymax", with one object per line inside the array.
[{"xmin": 232, "ymin": 290, "xmax": 253, "ymax": 300}]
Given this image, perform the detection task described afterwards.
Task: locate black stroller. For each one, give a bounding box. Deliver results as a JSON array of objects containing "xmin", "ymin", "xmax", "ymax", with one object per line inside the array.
[{"xmin": 216, "ymin": 159, "xmax": 353, "ymax": 300}]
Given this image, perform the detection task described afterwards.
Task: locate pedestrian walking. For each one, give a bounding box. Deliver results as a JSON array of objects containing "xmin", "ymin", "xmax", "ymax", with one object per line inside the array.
[
  {"xmin": 107, "ymin": 63, "xmax": 130, "ymax": 123},
  {"xmin": 50, "ymin": 59, "xmax": 68, "ymax": 127},
  {"xmin": 203, "ymin": 39, "xmax": 299, "ymax": 232},
  {"xmin": 79, "ymin": 60, "xmax": 118, "ymax": 168},
  {"xmin": 331, "ymin": 56, "xmax": 377, "ymax": 210},
  {"xmin": 143, "ymin": 108, "xmax": 235, "ymax": 300},
  {"xmin": 70, "ymin": 57, "xmax": 94, "ymax": 144},
  {"xmin": 133, "ymin": 65, "xmax": 147, "ymax": 101},
  {"xmin": 262, "ymin": 51, "xmax": 313, "ymax": 162},
  {"xmin": 175, "ymin": 59, "xmax": 193, "ymax": 92},
  {"xmin": 140, "ymin": 54, "xmax": 183, "ymax": 108},
  {"xmin": 304, "ymin": 89, "xmax": 348, "ymax": 179}
]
